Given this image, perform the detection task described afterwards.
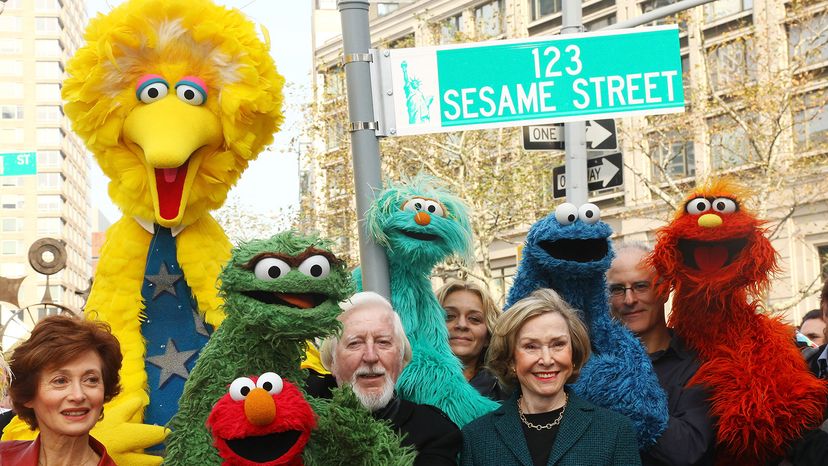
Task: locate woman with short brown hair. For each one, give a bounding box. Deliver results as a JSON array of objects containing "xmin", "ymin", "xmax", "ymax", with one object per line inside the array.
[{"xmin": 0, "ymin": 315, "xmax": 121, "ymax": 465}]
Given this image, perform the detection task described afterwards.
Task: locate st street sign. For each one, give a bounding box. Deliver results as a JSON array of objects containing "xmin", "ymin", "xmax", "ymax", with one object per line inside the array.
[
  {"xmin": 378, "ymin": 25, "xmax": 685, "ymax": 136},
  {"xmin": 552, "ymin": 152, "xmax": 623, "ymax": 199},
  {"xmin": 0, "ymin": 151, "xmax": 37, "ymax": 176},
  {"xmin": 523, "ymin": 119, "xmax": 617, "ymax": 151}
]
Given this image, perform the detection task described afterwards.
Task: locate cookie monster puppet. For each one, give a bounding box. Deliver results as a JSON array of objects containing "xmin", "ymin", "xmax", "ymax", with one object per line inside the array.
[
  {"xmin": 1, "ymin": 0, "xmax": 285, "ymax": 464},
  {"xmin": 355, "ymin": 175, "xmax": 499, "ymax": 428},
  {"xmin": 505, "ymin": 202, "xmax": 668, "ymax": 448},
  {"xmin": 165, "ymin": 231, "xmax": 414, "ymax": 466},
  {"xmin": 650, "ymin": 179, "xmax": 827, "ymax": 465}
]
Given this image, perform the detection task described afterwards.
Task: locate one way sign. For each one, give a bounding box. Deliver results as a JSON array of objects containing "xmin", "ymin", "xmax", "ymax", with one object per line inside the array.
[
  {"xmin": 585, "ymin": 119, "xmax": 617, "ymax": 151},
  {"xmin": 523, "ymin": 119, "xmax": 617, "ymax": 151},
  {"xmin": 552, "ymin": 152, "xmax": 623, "ymax": 199}
]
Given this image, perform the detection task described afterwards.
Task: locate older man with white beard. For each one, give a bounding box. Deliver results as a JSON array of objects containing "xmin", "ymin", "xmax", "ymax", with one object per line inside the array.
[{"xmin": 320, "ymin": 291, "xmax": 461, "ymax": 465}]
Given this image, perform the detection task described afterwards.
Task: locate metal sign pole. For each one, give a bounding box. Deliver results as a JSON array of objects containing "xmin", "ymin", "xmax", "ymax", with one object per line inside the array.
[
  {"xmin": 562, "ymin": 0, "xmax": 587, "ymax": 206},
  {"xmin": 338, "ymin": 0, "xmax": 391, "ymax": 298}
]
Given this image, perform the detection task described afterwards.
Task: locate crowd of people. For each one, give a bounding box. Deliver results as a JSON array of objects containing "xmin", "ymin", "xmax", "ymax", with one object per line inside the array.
[{"xmin": 0, "ymin": 248, "xmax": 826, "ymax": 465}]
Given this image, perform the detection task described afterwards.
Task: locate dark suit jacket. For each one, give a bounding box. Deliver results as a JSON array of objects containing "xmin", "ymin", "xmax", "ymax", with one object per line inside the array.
[
  {"xmin": 374, "ymin": 397, "xmax": 461, "ymax": 466},
  {"xmin": 461, "ymin": 389, "xmax": 641, "ymax": 466}
]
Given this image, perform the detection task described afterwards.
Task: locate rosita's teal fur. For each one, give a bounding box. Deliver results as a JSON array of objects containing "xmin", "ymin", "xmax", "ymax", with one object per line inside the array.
[
  {"xmin": 165, "ymin": 231, "xmax": 412, "ymax": 466},
  {"xmin": 505, "ymin": 209, "xmax": 668, "ymax": 448},
  {"xmin": 356, "ymin": 175, "xmax": 499, "ymax": 428}
]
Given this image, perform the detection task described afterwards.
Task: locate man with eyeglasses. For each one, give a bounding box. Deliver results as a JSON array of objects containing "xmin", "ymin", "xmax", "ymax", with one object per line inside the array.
[{"xmin": 607, "ymin": 242, "xmax": 716, "ymax": 466}]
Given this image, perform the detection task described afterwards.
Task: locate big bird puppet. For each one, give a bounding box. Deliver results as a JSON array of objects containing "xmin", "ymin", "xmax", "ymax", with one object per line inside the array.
[
  {"xmin": 2, "ymin": 0, "xmax": 284, "ymax": 463},
  {"xmin": 650, "ymin": 179, "xmax": 827, "ymax": 465}
]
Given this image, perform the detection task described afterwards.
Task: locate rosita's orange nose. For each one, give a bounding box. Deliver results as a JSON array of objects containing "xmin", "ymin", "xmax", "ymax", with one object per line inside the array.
[
  {"xmin": 414, "ymin": 211, "xmax": 431, "ymax": 225},
  {"xmin": 244, "ymin": 387, "xmax": 275, "ymax": 426}
]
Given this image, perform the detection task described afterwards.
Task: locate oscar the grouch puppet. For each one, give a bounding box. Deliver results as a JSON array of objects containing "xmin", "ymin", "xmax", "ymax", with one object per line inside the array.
[{"xmin": 165, "ymin": 232, "xmax": 414, "ymax": 466}]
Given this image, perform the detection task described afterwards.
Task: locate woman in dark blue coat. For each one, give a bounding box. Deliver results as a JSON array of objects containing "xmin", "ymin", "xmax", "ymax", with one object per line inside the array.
[{"xmin": 461, "ymin": 288, "xmax": 641, "ymax": 466}]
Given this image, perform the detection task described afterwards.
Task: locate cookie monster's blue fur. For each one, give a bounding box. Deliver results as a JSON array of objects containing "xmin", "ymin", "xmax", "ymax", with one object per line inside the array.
[
  {"xmin": 355, "ymin": 175, "xmax": 499, "ymax": 427},
  {"xmin": 505, "ymin": 210, "xmax": 668, "ymax": 448}
]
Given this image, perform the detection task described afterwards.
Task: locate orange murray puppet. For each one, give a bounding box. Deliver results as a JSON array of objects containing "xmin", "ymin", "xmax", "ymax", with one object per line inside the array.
[{"xmin": 650, "ymin": 179, "xmax": 827, "ymax": 465}]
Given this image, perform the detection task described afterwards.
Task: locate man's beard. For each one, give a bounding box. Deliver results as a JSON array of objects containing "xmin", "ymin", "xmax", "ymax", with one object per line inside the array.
[{"xmin": 350, "ymin": 364, "xmax": 395, "ymax": 411}]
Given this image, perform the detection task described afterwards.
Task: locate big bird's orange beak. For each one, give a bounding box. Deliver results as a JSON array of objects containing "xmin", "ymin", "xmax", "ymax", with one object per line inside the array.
[{"xmin": 123, "ymin": 96, "xmax": 222, "ymax": 227}]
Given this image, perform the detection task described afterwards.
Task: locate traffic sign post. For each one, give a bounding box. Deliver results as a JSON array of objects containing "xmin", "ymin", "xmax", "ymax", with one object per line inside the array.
[
  {"xmin": 0, "ymin": 151, "xmax": 37, "ymax": 176},
  {"xmin": 552, "ymin": 152, "xmax": 623, "ymax": 199},
  {"xmin": 374, "ymin": 26, "xmax": 685, "ymax": 137}
]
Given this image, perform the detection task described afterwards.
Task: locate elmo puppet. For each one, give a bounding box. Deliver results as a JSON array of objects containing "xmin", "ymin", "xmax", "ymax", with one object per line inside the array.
[
  {"xmin": 651, "ymin": 179, "xmax": 827, "ymax": 465},
  {"xmin": 207, "ymin": 373, "xmax": 315, "ymax": 466}
]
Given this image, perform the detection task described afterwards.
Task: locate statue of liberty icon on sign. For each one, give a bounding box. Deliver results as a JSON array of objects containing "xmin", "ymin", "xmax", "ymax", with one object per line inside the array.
[{"xmin": 401, "ymin": 61, "xmax": 434, "ymax": 124}]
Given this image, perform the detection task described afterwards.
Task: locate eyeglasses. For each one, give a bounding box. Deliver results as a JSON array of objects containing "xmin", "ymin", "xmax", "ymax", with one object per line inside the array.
[{"xmin": 608, "ymin": 281, "xmax": 652, "ymax": 297}]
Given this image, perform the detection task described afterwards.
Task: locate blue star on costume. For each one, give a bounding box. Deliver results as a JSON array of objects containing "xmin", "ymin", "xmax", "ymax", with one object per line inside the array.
[{"xmin": 141, "ymin": 226, "xmax": 212, "ymax": 431}]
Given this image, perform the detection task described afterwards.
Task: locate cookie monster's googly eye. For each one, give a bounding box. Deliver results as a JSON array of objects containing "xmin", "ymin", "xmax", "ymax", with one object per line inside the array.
[
  {"xmin": 578, "ymin": 203, "xmax": 600, "ymax": 224},
  {"xmin": 554, "ymin": 203, "xmax": 578, "ymax": 226},
  {"xmin": 422, "ymin": 200, "xmax": 445, "ymax": 217},
  {"xmin": 712, "ymin": 198, "xmax": 737, "ymax": 214},
  {"xmin": 298, "ymin": 255, "xmax": 331, "ymax": 279},
  {"xmin": 686, "ymin": 198, "xmax": 711, "ymax": 215},
  {"xmin": 229, "ymin": 377, "xmax": 256, "ymax": 401},
  {"xmin": 253, "ymin": 257, "xmax": 291, "ymax": 281},
  {"xmin": 402, "ymin": 198, "xmax": 427, "ymax": 212},
  {"xmin": 136, "ymin": 75, "xmax": 169, "ymax": 103},
  {"xmin": 256, "ymin": 372, "xmax": 283, "ymax": 395},
  {"xmin": 175, "ymin": 78, "xmax": 207, "ymax": 106}
]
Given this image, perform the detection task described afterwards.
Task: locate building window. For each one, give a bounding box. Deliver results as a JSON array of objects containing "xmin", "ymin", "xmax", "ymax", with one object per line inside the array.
[
  {"xmin": 377, "ymin": 3, "xmax": 399, "ymax": 17},
  {"xmin": 819, "ymin": 244, "xmax": 828, "ymax": 280},
  {"xmin": 38, "ymin": 172, "xmax": 63, "ymax": 190},
  {"xmin": 0, "ymin": 39, "xmax": 22, "ymax": 54},
  {"xmin": 1, "ymin": 241, "xmax": 20, "ymax": 256},
  {"xmin": 1, "ymin": 219, "xmax": 21, "ymax": 233},
  {"xmin": 322, "ymin": 66, "xmax": 345, "ymax": 98},
  {"xmin": 0, "ymin": 263, "xmax": 24, "ymax": 277},
  {"xmin": 1, "ymin": 105, "xmax": 24, "ymax": 120},
  {"xmin": 36, "ymin": 61, "xmax": 63, "ymax": 79},
  {"xmin": 475, "ymin": 0, "xmax": 503, "ymax": 38},
  {"xmin": 439, "ymin": 14, "xmax": 464, "ymax": 44},
  {"xmin": 37, "ymin": 128, "xmax": 64, "ymax": 145},
  {"xmin": 37, "ymin": 150, "xmax": 63, "ymax": 169},
  {"xmin": 1, "ymin": 177, "xmax": 20, "ymax": 187},
  {"xmin": 650, "ymin": 134, "xmax": 695, "ymax": 181},
  {"xmin": 707, "ymin": 38, "xmax": 756, "ymax": 91},
  {"xmin": 0, "ymin": 82, "xmax": 23, "ymax": 99},
  {"xmin": 793, "ymin": 96, "xmax": 828, "ymax": 152},
  {"xmin": 1, "ymin": 195, "xmax": 24, "ymax": 209},
  {"xmin": 491, "ymin": 265, "xmax": 517, "ymax": 306},
  {"xmin": 0, "ymin": 60, "xmax": 23, "ymax": 76},
  {"xmin": 4, "ymin": 0, "xmax": 22, "ymax": 9},
  {"xmin": 35, "ymin": 0, "xmax": 61, "ymax": 10},
  {"xmin": 37, "ymin": 217, "xmax": 63, "ymax": 235},
  {"xmin": 37, "ymin": 106, "xmax": 63, "ymax": 122},
  {"xmin": 585, "ymin": 14, "xmax": 617, "ymax": 31},
  {"xmin": 35, "ymin": 39, "xmax": 62, "ymax": 56},
  {"xmin": 38, "ymin": 195, "xmax": 63, "ymax": 212},
  {"xmin": 788, "ymin": 14, "xmax": 828, "ymax": 69},
  {"xmin": 36, "ymin": 83, "xmax": 62, "ymax": 101},
  {"xmin": 530, "ymin": 0, "xmax": 562, "ymax": 21},
  {"xmin": 0, "ymin": 16, "xmax": 23, "ymax": 33},
  {"xmin": 704, "ymin": 0, "xmax": 752, "ymax": 23},
  {"xmin": 35, "ymin": 17, "xmax": 62, "ymax": 34},
  {"xmin": 0, "ymin": 128, "xmax": 24, "ymax": 144},
  {"xmin": 709, "ymin": 115, "xmax": 753, "ymax": 170}
]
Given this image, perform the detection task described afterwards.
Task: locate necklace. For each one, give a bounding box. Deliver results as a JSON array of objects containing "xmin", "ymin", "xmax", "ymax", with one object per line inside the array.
[{"xmin": 518, "ymin": 393, "xmax": 567, "ymax": 431}]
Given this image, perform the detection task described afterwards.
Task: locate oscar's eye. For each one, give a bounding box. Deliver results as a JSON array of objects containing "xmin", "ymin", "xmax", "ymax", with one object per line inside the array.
[
  {"xmin": 253, "ymin": 258, "xmax": 291, "ymax": 281},
  {"xmin": 298, "ymin": 255, "xmax": 331, "ymax": 279}
]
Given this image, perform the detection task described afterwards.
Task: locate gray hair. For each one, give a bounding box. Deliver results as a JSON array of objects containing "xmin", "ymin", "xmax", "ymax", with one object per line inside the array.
[
  {"xmin": 614, "ymin": 240, "xmax": 652, "ymax": 255},
  {"xmin": 319, "ymin": 291, "xmax": 413, "ymax": 373}
]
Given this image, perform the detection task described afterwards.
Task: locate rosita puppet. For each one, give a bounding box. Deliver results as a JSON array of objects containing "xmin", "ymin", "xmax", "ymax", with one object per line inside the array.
[{"xmin": 650, "ymin": 179, "xmax": 827, "ymax": 465}]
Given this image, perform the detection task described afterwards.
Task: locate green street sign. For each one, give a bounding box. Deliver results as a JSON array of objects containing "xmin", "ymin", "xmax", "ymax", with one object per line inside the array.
[
  {"xmin": 386, "ymin": 26, "xmax": 684, "ymax": 136},
  {"xmin": 0, "ymin": 151, "xmax": 37, "ymax": 176}
]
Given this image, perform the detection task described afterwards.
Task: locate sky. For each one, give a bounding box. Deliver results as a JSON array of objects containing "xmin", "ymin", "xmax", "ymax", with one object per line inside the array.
[{"xmin": 84, "ymin": 0, "xmax": 312, "ymax": 224}]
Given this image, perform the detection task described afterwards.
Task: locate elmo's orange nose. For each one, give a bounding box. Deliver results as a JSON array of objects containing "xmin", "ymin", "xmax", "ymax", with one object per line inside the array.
[
  {"xmin": 414, "ymin": 211, "xmax": 431, "ymax": 225},
  {"xmin": 244, "ymin": 387, "xmax": 275, "ymax": 426}
]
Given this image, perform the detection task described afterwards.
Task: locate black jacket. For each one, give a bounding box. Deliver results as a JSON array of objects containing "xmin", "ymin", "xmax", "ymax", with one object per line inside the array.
[{"xmin": 373, "ymin": 396, "xmax": 461, "ymax": 466}]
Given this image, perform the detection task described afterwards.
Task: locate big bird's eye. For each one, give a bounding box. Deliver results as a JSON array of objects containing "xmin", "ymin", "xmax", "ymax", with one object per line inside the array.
[
  {"xmin": 256, "ymin": 372, "xmax": 283, "ymax": 395},
  {"xmin": 402, "ymin": 198, "xmax": 427, "ymax": 212},
  {"xmin": 229, "ymin": 377, "xmax": 255, "ymax": 401},
  {"xmin": 711, "ymin": 198, "xmax": 737, "ymax": 214},
  {"xmin": 422, "ymin": 200, "xmax": 445, "ymax": 217},
  {"xmin": 686, "ymin": 198, "xmax": 711, "ymax": 215},
  {"xmin": 555, "ymin": 203, "xmax": 578, "ymax": 226},
  {"xmin": 136, "ymin": 76, "xmax": 169, "ymax": 103},
  {"xmin": 253, "ymin": 257, "xmax": 291, "ymax": 281},
  {"xmin": 175, "ymin": 79, "xmax": 207, "ymax": 106},
  {"xmin": 578, "ymin": 203, "xmax": 600, "ymax": 224},
  {"xmin": 298, "ymin": 255, "xmax": 331, "ymax": 279}
]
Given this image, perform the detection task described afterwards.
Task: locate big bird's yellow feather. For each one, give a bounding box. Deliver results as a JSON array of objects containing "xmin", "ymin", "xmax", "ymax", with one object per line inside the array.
[{"xmin": 1, "ymin": 1, "xmax": 283, "ymax": 464}]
